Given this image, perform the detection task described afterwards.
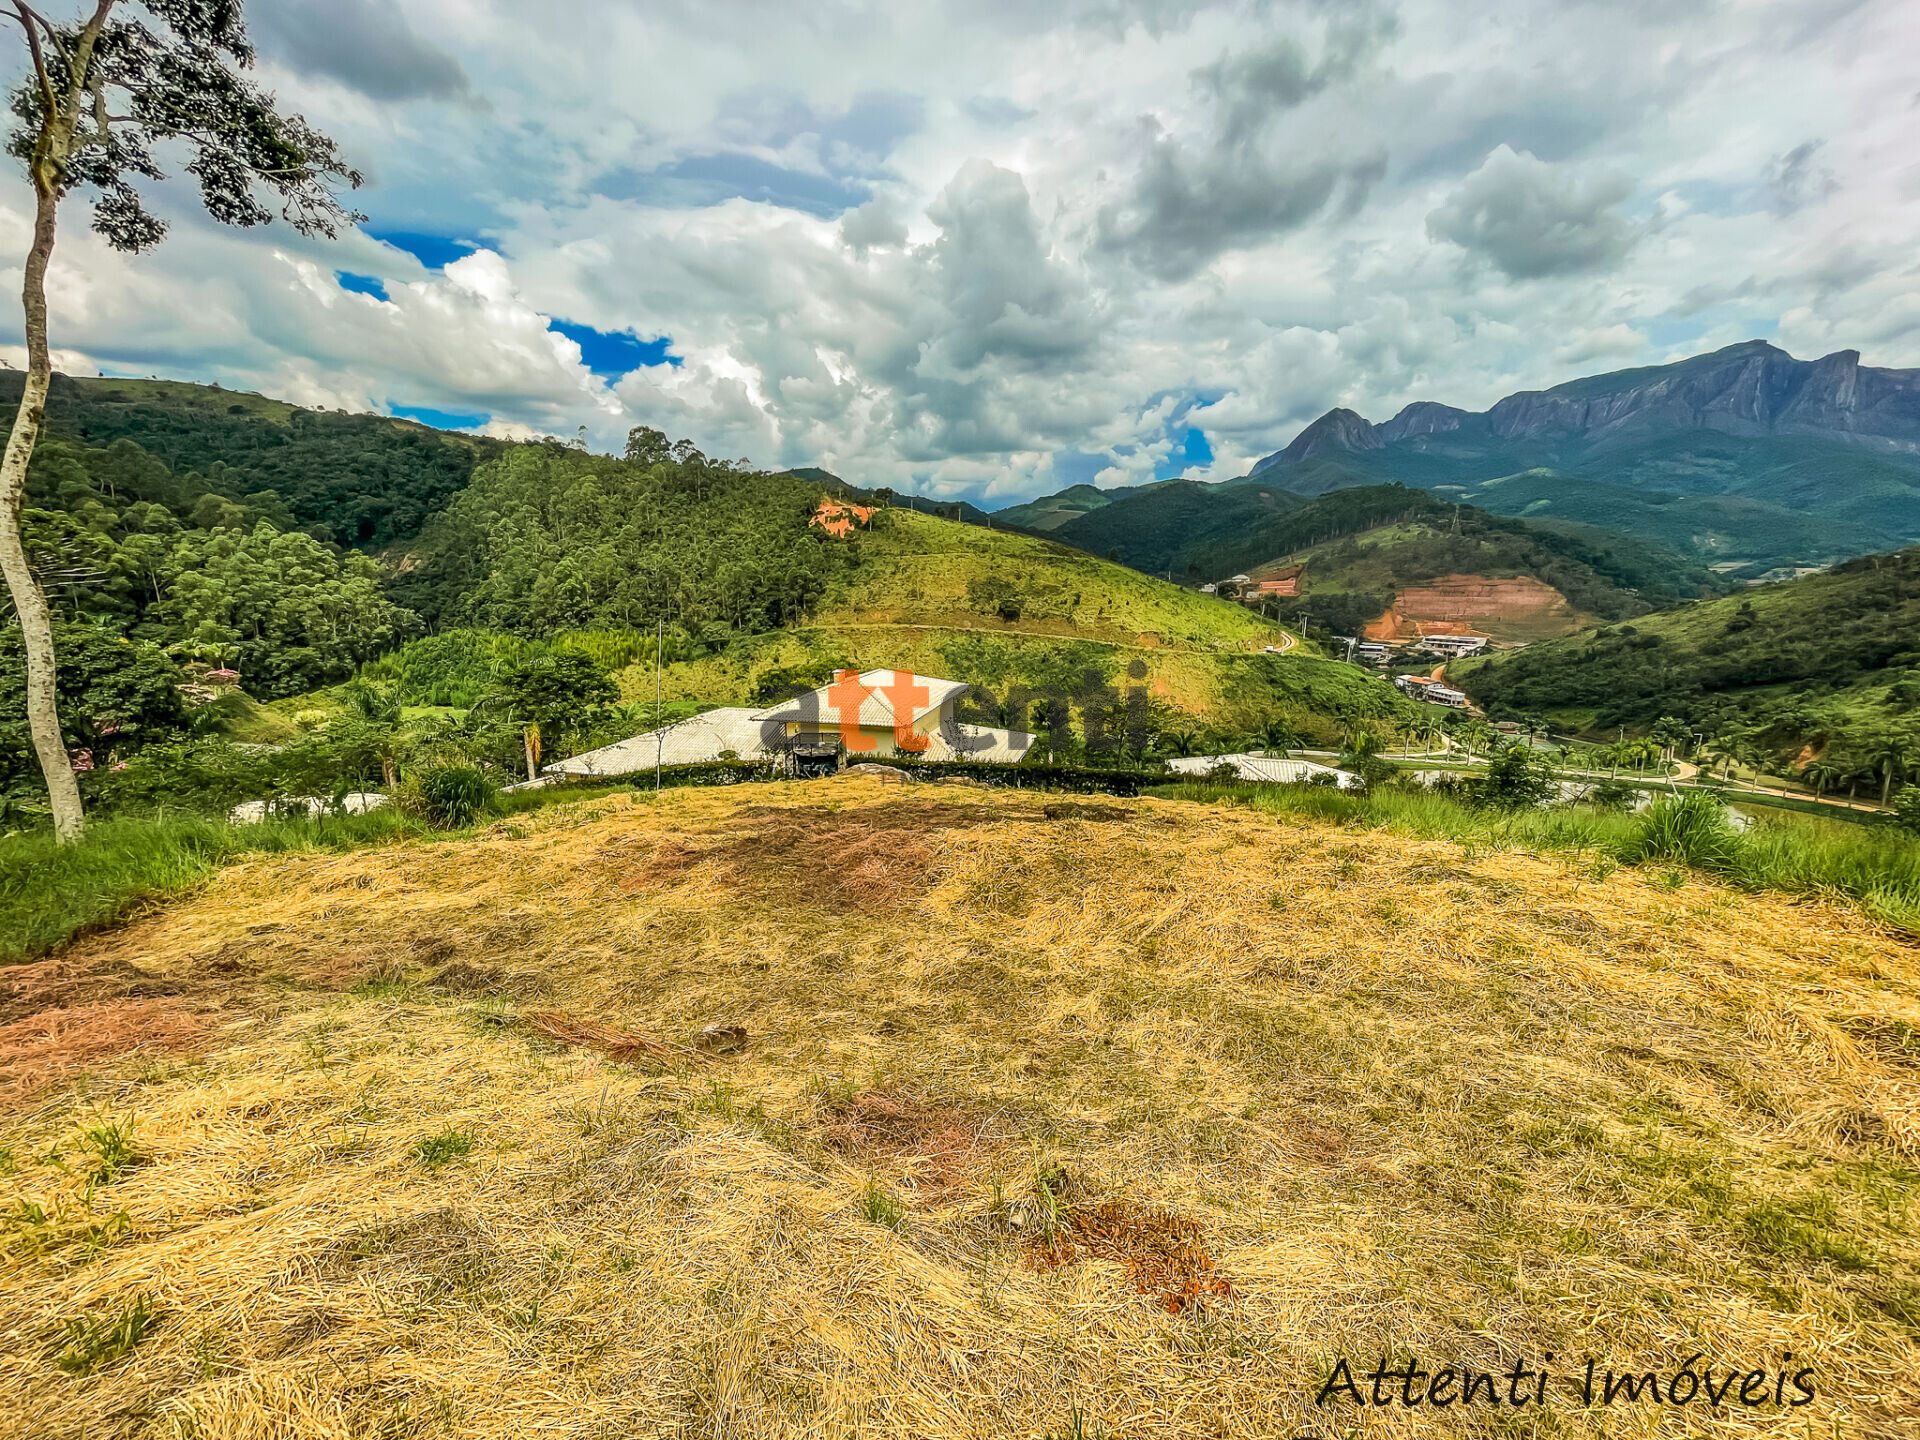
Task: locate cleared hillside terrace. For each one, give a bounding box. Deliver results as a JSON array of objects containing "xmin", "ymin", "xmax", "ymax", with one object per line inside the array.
[
  {"xmin": 2, "ymin": 779, "xmax": 1917, "ymax": 1438},
  {"xmin": 646, "ymin": 509, "xmax": 1307, "ymax": 718}
]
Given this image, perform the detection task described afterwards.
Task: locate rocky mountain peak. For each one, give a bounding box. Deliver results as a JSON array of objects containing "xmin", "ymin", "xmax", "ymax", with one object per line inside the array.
[
  {"xmin": 1379, "ymin": 401, "xmax": 1472, "ymax": 443},
  {"xmin": 1273, "ymin": 407, "xmax": 1382, "ymax": 465}
]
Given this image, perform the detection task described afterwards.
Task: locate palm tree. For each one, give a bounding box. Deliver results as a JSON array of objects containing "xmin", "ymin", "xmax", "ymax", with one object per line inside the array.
[
  {"xmin": 1256, "ymin": 718, "xmax": 1294, "ymax": 756},
  {"xmin": 1703, "ymin": 732, "xmax": 1756, "ymax": 783},
  {"xmin": 343, "ymin": 681, "xmax": 406, "ymax": 787},
  {"xmin": 1650, "ymin": 716, "xmax": 1690, "ymax": 762},
  {"xmin": 1866, "ymin": 732, "xmax": 1916, "ymax": 807},
  {"xmin": 1162, "ymin": 729, "xmax": 1200, "ymax": 758},
  {"xmin": 1800, "ymin": 756, "xmax": 1843, "ymax": 802}
]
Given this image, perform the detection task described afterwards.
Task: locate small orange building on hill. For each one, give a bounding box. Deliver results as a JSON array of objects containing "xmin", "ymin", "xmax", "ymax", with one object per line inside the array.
[{"xmin": 810, "ymin": 498, "xmax": 877, "ymax": 538}]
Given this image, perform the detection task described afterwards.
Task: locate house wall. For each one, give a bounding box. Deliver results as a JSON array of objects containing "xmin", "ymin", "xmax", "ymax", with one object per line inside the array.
[{"xmin": 784, "ymin": 702, "xmax": 954, "ymax": 757}]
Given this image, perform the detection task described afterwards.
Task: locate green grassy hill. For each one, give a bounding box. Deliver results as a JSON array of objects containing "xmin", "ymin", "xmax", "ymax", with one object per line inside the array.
[
  {"xmin": 993, "ymin": 481, "xmax": 1138, "ymax": 531},
  {"xmin": 1451, "ymin": 547, "xmax": 1920, "ymax": 757},
  {"xmin": 651, "ymin": 509, "xmax": 1418, "ymax": 741},
  {"xmin": 358, "ymin": 504, "xmax": 1422, "ymax": 746}
]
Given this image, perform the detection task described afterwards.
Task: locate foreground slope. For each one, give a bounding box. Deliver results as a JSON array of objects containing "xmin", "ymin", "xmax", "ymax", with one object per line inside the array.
[{"xmin": 3, "ymin": 780, "xmax": 1917, "ymax": 1438}]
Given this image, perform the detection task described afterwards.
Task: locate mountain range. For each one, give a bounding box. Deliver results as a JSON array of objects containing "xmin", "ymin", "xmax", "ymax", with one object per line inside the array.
[{"xmin": 998, "ymin": 341, "xmax": 1920, "ymax": 580}]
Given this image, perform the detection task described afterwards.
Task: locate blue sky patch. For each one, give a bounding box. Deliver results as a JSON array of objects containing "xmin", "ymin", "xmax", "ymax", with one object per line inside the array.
[
  {"xmin": 369, "ymin": 230, "xmax": 480, "ymax": 269},
  {"xmin": 391, "ymin": 402, "xmax": 488, "ymax": 430},
  {"xmin": 1151, "ymin": 429, "xmax": 1212, "ymax": 480},
  {"xmin": 336, "ymin": 271, "xmax": 389, "ymax": 301},
  {"xmin": 612, "ymin": 153, "xmax": 872, "ymax": 218},
  {"xmin": 1049, "ymin": 450, "xmax": 1113, "ymax": 489},
  {"xmin": 550, "ymin": 318, "xmax": 681, "ymax": 377}
]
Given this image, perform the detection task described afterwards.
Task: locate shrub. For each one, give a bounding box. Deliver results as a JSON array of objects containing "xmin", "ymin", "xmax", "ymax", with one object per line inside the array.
[
  {"xmin": 1588, "ymin": 778, "xmax": 1640, "ymax": 812},
  {"xmin": 91, "ymin": 738, "xmax": 277, "ymax": 817},
  {"xmin": 1893, "ymin": 787, "xmax": 1920, "ymax": 836},
  {"xmin": 413, "ymin": 766, "xmax": 498, "ymax": 828},
  {"xmin": 1474, "ymin": 741, "xmax": 1558, "ymax": 810},
  {"xmin": 1618, "ymin": 790, "xmax": 1740, "ymax": 870}
]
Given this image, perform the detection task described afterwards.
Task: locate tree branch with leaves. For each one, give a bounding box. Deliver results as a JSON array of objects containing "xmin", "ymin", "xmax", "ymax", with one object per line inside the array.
[{"xmin": 1, "ymin": 0, "xmax": 361, "ymax": 841}]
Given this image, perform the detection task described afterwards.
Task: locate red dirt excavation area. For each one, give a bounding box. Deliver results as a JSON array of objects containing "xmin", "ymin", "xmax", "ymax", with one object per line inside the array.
[{"xmin": 1362, "ymin": 573, "xmax": 1582, "ymax": 643}]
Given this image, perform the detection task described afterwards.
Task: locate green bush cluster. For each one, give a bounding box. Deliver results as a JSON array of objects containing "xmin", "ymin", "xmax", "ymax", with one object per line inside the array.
[{"xmin": 405, "ymin": 766, "xmax": 498, "ymax": 828}]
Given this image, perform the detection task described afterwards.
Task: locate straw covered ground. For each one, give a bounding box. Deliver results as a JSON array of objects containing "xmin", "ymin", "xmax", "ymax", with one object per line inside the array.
[{"xmin": 2, "ymin": 777, "xmax": 1917, "ymax": 1439}]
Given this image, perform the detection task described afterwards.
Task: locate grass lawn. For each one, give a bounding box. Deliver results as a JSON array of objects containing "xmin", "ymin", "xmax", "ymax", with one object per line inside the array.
[{"xmin": 1, "ymin": 778, "xmax": 1916, "ymax": 1437}]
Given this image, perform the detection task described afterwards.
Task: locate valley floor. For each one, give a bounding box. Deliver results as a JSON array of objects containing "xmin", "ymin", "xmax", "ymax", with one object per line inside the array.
[{"xmin": 2, "ymin": 780, "xmax": 1917, "ymax": 1438}]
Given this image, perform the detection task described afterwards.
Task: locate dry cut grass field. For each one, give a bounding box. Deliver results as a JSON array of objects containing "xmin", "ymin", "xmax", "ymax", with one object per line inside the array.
[{"xmin": 2, "ymin": 777, "xmax": 1917, "ymax": 1439}]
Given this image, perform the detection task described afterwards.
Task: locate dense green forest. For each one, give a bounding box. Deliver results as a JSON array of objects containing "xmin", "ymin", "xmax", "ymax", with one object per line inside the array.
[
  {"xmin": 1454, "ymin": 548, "xmax": 1920, "ymax": 776},
  {"xmin": 19, "ymin": 435, "xmax": 419, "ymax": 686},
  {"xmin": 0, "ymin": 373, "xmax": 499, "ymax": 546},
  {"xmin": 392, "ymin": 430, "xmax": 851, "ymax": 633}
]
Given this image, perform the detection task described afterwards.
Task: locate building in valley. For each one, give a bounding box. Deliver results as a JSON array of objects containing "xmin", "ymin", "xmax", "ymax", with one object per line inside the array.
[{"xmin": 539, "ymin": 669, "xmax": 1036, "ymax": 783}]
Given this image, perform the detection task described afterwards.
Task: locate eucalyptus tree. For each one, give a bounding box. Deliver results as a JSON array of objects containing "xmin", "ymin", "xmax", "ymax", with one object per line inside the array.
[{"xmin": 2, "ymin": 0, "xmax": 360, "ymax": 841}]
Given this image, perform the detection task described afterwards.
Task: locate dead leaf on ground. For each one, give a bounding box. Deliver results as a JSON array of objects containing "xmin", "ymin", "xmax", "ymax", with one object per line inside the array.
[{"xmin": 1028, "ymin": 1201, "xmax": 1237, "ymax": 1314}]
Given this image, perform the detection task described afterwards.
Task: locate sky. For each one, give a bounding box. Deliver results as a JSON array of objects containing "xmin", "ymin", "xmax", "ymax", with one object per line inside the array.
[{"xmin": 1, "ymin": 0, "xmax": 1917, "ymax": 505}]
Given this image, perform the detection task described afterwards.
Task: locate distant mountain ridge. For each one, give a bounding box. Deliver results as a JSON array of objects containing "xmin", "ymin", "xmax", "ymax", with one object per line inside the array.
[
  {"xmin": 1219, "ymin": 341, "xmax": 1920, "ymax": 574},
  {"xmin": 1255, "ymin": 341, "xmax": 1920, "ymax": 474}
]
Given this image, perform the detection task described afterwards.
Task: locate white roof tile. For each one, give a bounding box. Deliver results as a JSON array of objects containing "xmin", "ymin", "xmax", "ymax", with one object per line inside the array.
[
  {"xmin": 1166, "ymin": 753, "xmax": 1361, "ymax": 788},
  {"xmin": 549, "ymin": 707, "xmax": 784, "ymax": 775}
]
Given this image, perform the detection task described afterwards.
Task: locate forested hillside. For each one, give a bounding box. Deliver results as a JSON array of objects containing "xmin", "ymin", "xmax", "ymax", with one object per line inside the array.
[
  {"xmin": 1046, "ymin": 478, "xmax": 1303, "ymax": 574},
  {"xmin": 379, "ymin": 489, "xmax": 1414, "ymax": 751},
  {"xmin": 0, "ymin": 372, "xmax": 499, "ymax": 546},
  {"xmin": 18, "ymin": 434, "xmax": 418, "ymax": 692},
  {"xmin": 1040, "ymin": 480, "xmax": 1725, "ymax": 637},
  {"xmin": 1453, "ymin": 548, "xmax": 1920, "ymax": 767},
  {"xmin": 393, "ymin": 432, "xmax": 849, "ymax": 634}
]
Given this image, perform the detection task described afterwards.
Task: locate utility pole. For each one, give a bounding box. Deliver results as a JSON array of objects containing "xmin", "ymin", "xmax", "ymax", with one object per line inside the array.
[{"xmin": 654, "ymin": 619, "xmax": 664, "ymax": 793}]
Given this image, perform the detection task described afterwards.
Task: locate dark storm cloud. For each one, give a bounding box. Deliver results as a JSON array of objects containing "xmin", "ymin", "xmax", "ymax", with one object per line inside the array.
[
  {"xmin": 1095, "ymin": 24, "xmax": 1394, "ymax": 279},
  {"xmin": 254, "ymin": 0, "xmax": 473, "ymax": 103},
  {"xmin": 1098, "ymin": 137, "xmax": 1382, "ymax": 280},
  {"xmin": 881, "ymin": 161, "xmax": 1106, "ymax": 459},
  {"xmin": 1425, "ymin": 145, "xmax": 1638, "ymax": 278},
  {"xmin": 1765, "ymin": 141, "xmax": 1839, "ymax": 216}
]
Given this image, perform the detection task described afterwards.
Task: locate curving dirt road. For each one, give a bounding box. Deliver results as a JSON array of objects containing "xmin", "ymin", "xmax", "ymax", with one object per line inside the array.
[{"xmin": 824, "ymin": 620, "xmax": 1299, "ymax": 655}]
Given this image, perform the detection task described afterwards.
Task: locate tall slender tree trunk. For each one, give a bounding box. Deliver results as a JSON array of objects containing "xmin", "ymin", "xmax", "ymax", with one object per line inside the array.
[{"xmin": 0, "ymin": 181, "xmax": 84, "ymax": 843}]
